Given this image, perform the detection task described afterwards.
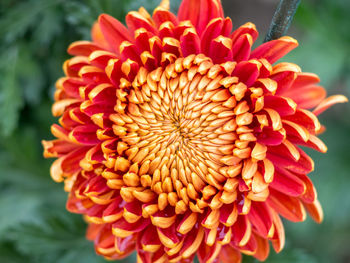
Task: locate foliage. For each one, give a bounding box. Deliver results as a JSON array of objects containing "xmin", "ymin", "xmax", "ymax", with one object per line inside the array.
[{"xmin": 0, "ymin": 0, "xmax": 349, "ymax": 262}]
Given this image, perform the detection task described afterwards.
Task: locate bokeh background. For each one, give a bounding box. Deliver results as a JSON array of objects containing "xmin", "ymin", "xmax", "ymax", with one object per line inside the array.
[{"xmin": 0, "ymin": 0, "xmax": 349, "ymax": 262}]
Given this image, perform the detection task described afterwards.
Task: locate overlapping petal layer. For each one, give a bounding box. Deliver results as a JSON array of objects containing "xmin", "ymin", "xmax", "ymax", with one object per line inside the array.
[{"xmin": 43, "ymin": 0, "xmax": 347, "ymax": 262}]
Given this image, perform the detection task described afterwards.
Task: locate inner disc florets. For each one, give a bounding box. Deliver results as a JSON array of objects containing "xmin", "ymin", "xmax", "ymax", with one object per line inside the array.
[{"xmin": 106, "ymin": 54, "xmax": 265, "ymax": 216}]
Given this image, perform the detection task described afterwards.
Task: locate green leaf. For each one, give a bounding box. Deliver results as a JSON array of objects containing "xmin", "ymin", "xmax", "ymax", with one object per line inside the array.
[
  {"xmin": 0, "ymin": 46, "xmax": 23, "ymax": 136},
  {"xmin": 9, "ymin": 212, "xmax": 114, "ymax": 263},
  {"xmin": 0, "ymin": 0, "xmax": 63, "ymax": 43}
]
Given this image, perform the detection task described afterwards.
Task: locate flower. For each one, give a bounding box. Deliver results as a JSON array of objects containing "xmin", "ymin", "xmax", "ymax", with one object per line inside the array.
[{"xmin": 42, "ymin": 0, "xmax": 347, "ymax": 262}]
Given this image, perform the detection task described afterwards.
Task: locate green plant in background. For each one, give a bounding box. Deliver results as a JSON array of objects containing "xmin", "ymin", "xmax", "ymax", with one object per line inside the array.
[{"xmin": 0, "ymin": 0, "xmax": 348, "ymax": 262}]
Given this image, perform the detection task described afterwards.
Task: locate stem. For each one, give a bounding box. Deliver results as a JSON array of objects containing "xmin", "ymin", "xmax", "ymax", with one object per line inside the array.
[{"xmin": 264, "ymin": 0, "xmax": 301, "ymax": 42}]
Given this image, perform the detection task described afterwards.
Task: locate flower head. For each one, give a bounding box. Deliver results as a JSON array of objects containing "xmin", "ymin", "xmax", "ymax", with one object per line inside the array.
[{"xmin": 43, "ymin": 0, "xmax": 347, "ymax": 262}]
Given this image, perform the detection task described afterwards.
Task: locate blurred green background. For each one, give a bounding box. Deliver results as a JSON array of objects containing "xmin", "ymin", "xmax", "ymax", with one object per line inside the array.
[{"xmin": 0, "ymin": 0, "xmax": 349, "ymax": 262}]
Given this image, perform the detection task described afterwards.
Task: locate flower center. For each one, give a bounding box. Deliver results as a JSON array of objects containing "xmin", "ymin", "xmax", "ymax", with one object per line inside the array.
[{"xmin": 108, "ymin": 56, "xmax": 255, "ymax": 214}]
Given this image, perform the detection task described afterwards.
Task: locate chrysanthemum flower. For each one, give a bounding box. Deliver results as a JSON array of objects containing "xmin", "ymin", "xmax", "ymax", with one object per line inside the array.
[{"xmin": 42, "ymin": 0, "xmax": 347, "ymax": 262}]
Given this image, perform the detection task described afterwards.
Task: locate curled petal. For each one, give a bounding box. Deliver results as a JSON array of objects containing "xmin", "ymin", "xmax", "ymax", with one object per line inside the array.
[{"xmin": 313, "ymin": 95, "xmax": 348, "ymax": 116}]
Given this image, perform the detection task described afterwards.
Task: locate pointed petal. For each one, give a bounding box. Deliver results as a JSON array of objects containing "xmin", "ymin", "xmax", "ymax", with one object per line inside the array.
[
  {"xmin": 178, "ymin": 0, "xmax": 224, "ymax": 35},
  {"xmin": 153, "ymin": 7, "xmax": 178, "ymax": 27},
  {"xmin": 313, "ymin": 95, "xmax": 348, "ymax": 116},
  {"xmin": 250, "ymin": 36, "xmax": 298, "ymax": 64},
  {"xmin": 303, "ymin": 199, "xmax": 323, "ymax": 223},
  {"xmin": 68, "ymin": 41, "xmax": 102, "ymax": 56},
  {"xmin": 231, "ymin": 22, "xmax": 258, "ymax": 43},
  {"xmin": 91, "ymin": 22, "xmax": 109, "ymax": 49},
  {"xmin": 231, "ymin": 33, "xmax": 253, "ymax": 62},
  {"xmin": 180, "ymin": 27, "xmax": 201, "ymax": 56},
  {"xmin": 268, "ymin": 189, "xmax": 306, "ymax": 222},
  {"xmin": 126, "ymin": 11, "xmax": 157, "ymax": 35},
  {"xmin": 98, "ymin": 14, "xmax": 133, "ymax": 53}
]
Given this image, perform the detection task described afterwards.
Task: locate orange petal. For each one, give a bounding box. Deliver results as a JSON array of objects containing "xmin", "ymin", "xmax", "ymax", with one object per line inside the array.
[
  {"xmin": 68, "ymin": 41, "xmax": 102, "ymax": 56},
  {"xmin": 313, "ymin": 95, "xmax": 348, "ymax": 116},
  {"xmin": 253, "ymin": 234, "xmax": 270, "ymax": 261},
  {"xmin": 219, "ymin": 245, "xmax": 242, "ymax": 263},
  {"xmin": 270, "ymin": 211, "xmax": 285, "ymax": 253},
  {"xmin": 292, "ymin": 72, "xmax": 320, "ymax": 89},
  {"xmin": 91, "ymin": 22, "xmax": 109, "ymax": 49},
  {"xmin": 303, "ymin": 199, "xmax": 323, "ymax": 223}
]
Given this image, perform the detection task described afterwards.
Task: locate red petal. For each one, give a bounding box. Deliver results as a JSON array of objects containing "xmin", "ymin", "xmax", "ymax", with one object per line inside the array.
[
  {"xmin": 250, "ymin": 36, "xmax": 298, "ymax": 64},
  {"xmin": 231, "ymin": 22, "xmax": 258, "ymax": 43},
  {"xmin": 198, "ymin": 242, "xmax": 222, "ymax": 263},
  {"xmin": 248, "ymin": 202, "xmax": 273, "ymax": 237},
  {"xmin": 201, "ymin": 18, "xmax": 224, "ymax": 56},
  {"xmin": 153, "ymin": 7, "xmax": 178, "ymax": 27},
  {"xmin": 112, "ymin": 217, "xmax": 149, "ymax": 237},
  {"xmin": 289, "ymin": 134, "xmax": 327, "ymax": 153},
  {"xmin": 285, "ymin": 85, "xmax": 327, "ymax": 109},
  {"xmin": 270, "ymin": 167, "xmax": 306, "ymax": 197},
  {"xmin": 126, "ymin": 11, "xmax": 157, "ymax": 35},
  {"xmin": 180, "ymin": 27, "xmax": 201, "ymax": 56},
  {"xmin": 98, "ymin": 14, "xmax": 133, "ymax": 54},
  {"xmin": 295, "ymin": 173, "xmax": 317, "ymax": 203},
  {"xmin": 268, "ymin": 189, "xmax": 306, "ymax": 222},
  {"xmin": 178, "ymin": 0, "xmax": 224, "ymax": 35},
  {"xmin": 231, "ymin": 215, "xmax": 251, "ymax": 247},
  {"xmin": 231, "ymin": 33, "xmax": 253, "ymax": 62},
  {"xmin": 89, "ymin": 50, "xmax": 117, "ymax": 69},
  {"xmin": 257, "ymin": 127, "xmax": 285, "ymax": 146},
  {"xmin": 271, "ymin": 71, "xmax": 297, "ymax": 95},
  {"xmin": 209, "ymin": 36, "xmax": 233, "ymax": 64},
  {"xmin": 268, "ymin": 147, "xmax": 314, "ymax": 174},
  {"xmin": 233, "ymin": 60, "xmax": 261, "ymax": 86},
  {"xmin": 264, "ymin": 95, "xmax": 297, "ymax": 116},
  {"xmin": 69, "ymin": 124, "xmax": 99, "ymax": 145},
  {"xmin": 42, "ymin": 139, "xmax": 78, "ymax": 158},
  {"xmin": 284, "ymin": 109, "xmax": 321, "ymax": 133}
]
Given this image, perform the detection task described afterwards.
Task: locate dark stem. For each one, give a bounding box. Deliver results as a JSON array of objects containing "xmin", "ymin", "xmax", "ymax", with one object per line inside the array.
[{"xmin": 264, "ymin": 0, "xmax": 301, "ymax": 42}]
